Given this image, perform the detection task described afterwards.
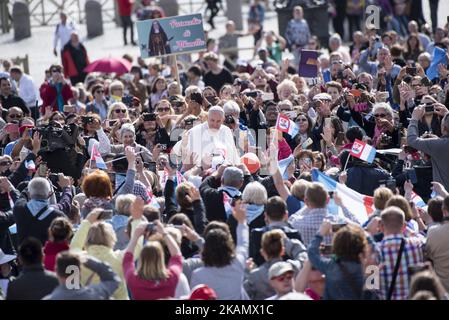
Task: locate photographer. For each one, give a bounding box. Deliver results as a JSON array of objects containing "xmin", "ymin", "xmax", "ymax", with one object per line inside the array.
[
  {"xmin": 407, "ymin": 105, "xmax": 449, "ymax": 190},
  {"xmin": 223, "ymin": 100, "xmax": 256, "ymax": 155},
  {"xmin": 101, "ymin": 123, "xmax": 153, "ymax": 164},
  {"xmin": 134, "ymin": 112, "xmax": 170, "ymax": 153},
  {"xmin": 347, "ymin": 101, "xmax": 400, "ymax": 149}
]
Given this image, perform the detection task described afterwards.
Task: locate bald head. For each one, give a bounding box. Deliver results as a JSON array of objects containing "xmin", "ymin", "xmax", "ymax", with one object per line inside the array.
[{"xmin": 381, "ymin": 206, "xmax": 405, "ymax": 234}]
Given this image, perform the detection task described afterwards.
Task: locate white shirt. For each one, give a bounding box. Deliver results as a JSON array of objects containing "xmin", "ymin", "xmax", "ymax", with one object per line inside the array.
[
  {"xmin": 186, "ymin": 122, "xmax": 240, "ymax": 166},
  {"xmin": 53, "ymin": 21, "xmax": 77, "ymax": 51},
  {"xmin": 16, "ymin": 73, "xmax": 38, "ymax": 108}
]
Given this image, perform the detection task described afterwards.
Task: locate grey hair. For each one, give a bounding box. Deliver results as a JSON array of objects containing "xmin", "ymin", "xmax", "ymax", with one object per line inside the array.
[
  {"xmin": 115, "ymin": 194, "xmax": 136, "ymax": 215},
  {"xmin": 185, "ymin": 85, "xmax": 201, "ymax": 98},
  {"xmin": 120, "ymin": 123, "xmax": 135, "ymax": 138},
  {"xmin": 28, "ymin": 177, "xmax": 51, "ymax": 200},
  {"xmin": 373, "ymin": 102, "xmax": 393, "ymax": 119},
  {"xmin": 329, "ymin": 33, "xmax": 342, "ymax": 46},
  {"xmin": 222, "ymin": 167, "xmax": 244, "ymax": 188},
  {"xmin": 242, "ymin": 182, "xmax": 267, "ymax": 205},
  {"xmin": 208, "ymin": 106, "xmax": 225, "ymax": 117},
  {"xmin": 223, "ymin": 101, "xmax": 240, "ymax": 115}
]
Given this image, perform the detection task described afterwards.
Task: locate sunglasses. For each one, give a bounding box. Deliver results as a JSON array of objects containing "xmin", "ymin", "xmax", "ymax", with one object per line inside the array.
[
  {"xmin": 157, "ymin": 107, "xmax": 170, "ymax": 112},
  {"xmin": 297, "ymin": 118, "xmax": 308, "ymax": 122},
  {"xmin": 0, "ymin": 161, "xmax": 12, "ymax": 166},
  {"xmin": 8, "ymin": 114, "xmax": 22, "ymax": 119},
  {"xmin": 51, "ymin": 69, "xmax": 61, "ymax": 73},
  {"xmin": 374, "ymin": 113, "xmax": 387, "ymax": 118},
  {"xmin": 114, "ymin": 109, "xmax": 127, "ymax": 114},
  {"xmin": 95, "ymin": 90, "xmax": 104, "ymax": 94},
  {"xmin": 273, "ymin": 272, "xmax": 294, "ymax": 282}
]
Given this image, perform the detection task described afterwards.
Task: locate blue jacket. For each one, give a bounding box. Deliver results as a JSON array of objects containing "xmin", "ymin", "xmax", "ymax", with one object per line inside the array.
[
  {"xmin": 346, "ymin": 164, "xmax": 391, "ymax": 196},
  {"xmin": 308, "ymin": 234, "xmax": 365, "ymax": 300}
]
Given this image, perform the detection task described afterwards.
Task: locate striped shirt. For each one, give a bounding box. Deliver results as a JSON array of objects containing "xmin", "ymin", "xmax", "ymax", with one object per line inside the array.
[{"xmin": 379, "ymin": 234, "xmax": 425, "ymax": 300}]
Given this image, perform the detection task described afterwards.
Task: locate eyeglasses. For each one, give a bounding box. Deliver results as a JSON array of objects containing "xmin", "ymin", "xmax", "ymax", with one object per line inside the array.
[
  {"xmin": 114, "ymin": 109, "xmax": 127, "ymax": 114},
  {"xmin": 51, "ymin": 69, "xmax": 61, "ymax": 73},
  {"xmin": 157, "ymin": 107, "xmax": 170, "ymax": 112},
  {"xmin": 272, "ymin": 272, "xmax": 294, "ymax": 282},
  {"xmin": 297, "ymin": 118, "xmax": 308, "ymax": 122},
  {"xmin": 95, "ymin": 90, "xmax": 104, "ymax": 94},
  {"xmin": 0, "ymin": 161, "xmax": 12, "ymax": 166},
  {"xmin": 8, "ymin": 114, "xmax": 23, "ymax": 119},
  {"xmin": 374, "ymin": 113, "xmax": 387, "ymax": 118}
]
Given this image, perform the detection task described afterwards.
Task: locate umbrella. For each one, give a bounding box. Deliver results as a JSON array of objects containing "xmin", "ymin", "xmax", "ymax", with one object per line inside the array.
[{"xmin": 84, "ymin": 57, "xmax": 132, "ymax": 75}]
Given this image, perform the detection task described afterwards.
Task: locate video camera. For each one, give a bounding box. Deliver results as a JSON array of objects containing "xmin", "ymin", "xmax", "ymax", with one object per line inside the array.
[{"xmin": 37, "ymin": 122, "xmax": 79, "ymax": 153}]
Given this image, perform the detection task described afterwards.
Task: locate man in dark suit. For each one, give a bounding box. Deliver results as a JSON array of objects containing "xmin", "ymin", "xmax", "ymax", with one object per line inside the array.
[
  {"xmin": 250, "ymin": 196, "xmax": 305, "ymax": 266},
  {"xmin": 6, "ymin": 238, "xmax": 58, "ymax": 300}
]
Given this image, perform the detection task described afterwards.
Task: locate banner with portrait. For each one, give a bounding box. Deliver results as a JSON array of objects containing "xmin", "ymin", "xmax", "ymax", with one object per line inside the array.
[{"xmin": 136, "ymin": 13, "xmax": 207, "ymax": 58}]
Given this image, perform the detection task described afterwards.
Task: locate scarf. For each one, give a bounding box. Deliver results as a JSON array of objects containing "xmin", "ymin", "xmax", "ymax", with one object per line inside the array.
[
  {"xmin": 245, "ymin": 204, "xmax": 265, "ymax": 224},
  {"xmin": 82, "ymin": 197, "xmax": 112, "ymax": 218},
  {"xmin": 27, "ymin": 199, "xmax": 49, "ymax": 215},
  {"xmin": 218, "ymin": 186, "xmax": 242, "ymax": 198}
]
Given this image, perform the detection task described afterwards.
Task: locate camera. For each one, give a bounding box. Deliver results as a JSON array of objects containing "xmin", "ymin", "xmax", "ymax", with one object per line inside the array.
[
  {"xmin": 146, "ymin": 222, "xmax": 156, "ymax": 233},
  {"xmin": 225, "ymin": 115, "xmax": 235, "ymax": 125},
  {"xmin": 184, "ymin": 118, "xmax": 194, "ymax": 126},
  {"xmin": 190, "ymin": 92, "xmax": 204, "ymax": 105},
  {"xmin": 98, "ymin": 209, "xmax": 113, "ymax": 220},
  {"xmin": 424, "ymin": 103, "xmax": 434, "ymax": 113},
  {"xmin": 143, "ymin": 113, "xmax": 156, "ymax": 121},
  {"xmin": 37, "ymin": 122, "xmax": 79, "ymax": 153},
  {"xmin": 244, "ymin": 91, "xmax": 259, "ymax": 98},
  {"xmin": 81, "ymin": 116, "xmax": 94, "ymax": 125},
  {"xmin": 379, "ymin": 133, "xmax": 392, "ymax": 145},
  {"xmin": 379, "ymin": 178, "xmax": 396, "ymax": 190}
]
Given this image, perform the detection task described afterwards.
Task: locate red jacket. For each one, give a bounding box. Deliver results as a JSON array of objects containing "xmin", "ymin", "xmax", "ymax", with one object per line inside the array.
[
  {"xmin": 39, "ymin": 80, "xmax": 74, "ymax": 112},
  {"xmin": 43, "ymin": 241, "xmax": 70, "ymax": 271},
  {"xmin": 62, "ymin": 44, "xmax": 90, "ymax": 78},
  {"xmin": 117, "ymin": 0, "xmax": 133, "ymax": 16}
]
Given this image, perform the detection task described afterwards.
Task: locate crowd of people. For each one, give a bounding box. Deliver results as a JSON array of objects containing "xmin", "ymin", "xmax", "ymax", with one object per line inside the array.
[{"xmin": 1, "ymin": 0, "xmax": 449, "ymax": 301}]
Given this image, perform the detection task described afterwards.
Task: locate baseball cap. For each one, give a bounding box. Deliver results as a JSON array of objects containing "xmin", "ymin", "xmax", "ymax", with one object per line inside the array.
[
  {"xmin": 269, "ymin": 261, "xmax": 295, "ymax": 279},
  {"xmin": 240, "ymin": 153, "xmax": 261, "ymax": 174},
  {"xmin": 188, "ymin": 285, "xmax": 217, "ymax": 300},
  {"xmin": 312, "ymin": 93, "xmax": 332, "ymax": 102}
]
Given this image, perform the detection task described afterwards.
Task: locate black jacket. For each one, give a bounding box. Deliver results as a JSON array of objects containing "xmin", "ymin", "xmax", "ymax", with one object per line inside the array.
[
  {"xmin": 250, "ymin": 222, "xmax": 304, "ymax": 266},
  {"xmin": 6, "ymin": 265, "xmax": 59, "ymax": 300},
  {"xmin": 0, "ymin": 210, "xmax": 15, "ymax": 255},
  {"xmin": 13, "ymin": 197, "xmax": 65, "ymax": 246},
  {"xmin": 199, "ymin": 174, "xmax": 254, "ymax": 223},
  {"xmin": 346, "ymin": 161, "xmax": 392, "ymax": 196},
  {"xmin": 164, "ymin": 179, "xmax": 208, "ymax": 235}
]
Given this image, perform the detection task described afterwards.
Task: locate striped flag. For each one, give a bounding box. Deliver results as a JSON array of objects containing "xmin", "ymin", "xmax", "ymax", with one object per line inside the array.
[
  {"xmin": 350, "ymin": 139, "xmax": 376, "ymax": 164},
  {"xmin": 276, "ymin": 114, "xmax": 299, "ymax": 138},
  {"xmin": 91, "ymin": 143, "xmax": 107, "ymax": 170},
  {"xmin": 312, "ymin": 169, "xmax": 374, "ymax": 224}
]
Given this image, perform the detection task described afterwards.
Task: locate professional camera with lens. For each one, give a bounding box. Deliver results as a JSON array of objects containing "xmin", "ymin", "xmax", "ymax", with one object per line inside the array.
[
  {"xmin": 225, "ymin": 115, "xmax": 236, "ymax": 125},
  {"xmin": 37, "ymin": 122, "xmax": 83, "ymax": 181},
  {"xmin": 37, "ymin": 122, "xmax": 79, "ymax": 152}
]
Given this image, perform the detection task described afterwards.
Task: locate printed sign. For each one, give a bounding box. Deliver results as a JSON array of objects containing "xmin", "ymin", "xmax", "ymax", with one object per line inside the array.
[{"xmin": 136, "ymin": 13, "xmax": 207, "ymax": 58}]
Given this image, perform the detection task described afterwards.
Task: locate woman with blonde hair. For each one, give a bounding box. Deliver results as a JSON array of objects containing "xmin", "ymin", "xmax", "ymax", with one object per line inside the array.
[
  {"xmin": 70, "ymin": 209, "xmax": 145, "ymax": 300},
  {"xmin": 123, "ymin": 220, "xmax": 183, "ymax": 300},
  {"xmin": 154, "ymin": 99, "xmax": 176, "ymax": 134}
]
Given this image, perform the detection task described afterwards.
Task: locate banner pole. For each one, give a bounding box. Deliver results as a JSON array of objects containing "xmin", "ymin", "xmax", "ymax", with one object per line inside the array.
[
  {"xmin": 343, "ymin": 154, "xmax": 351, "ymax": 172},
  {"xmin": 173, "ymin": 55, "xmax": 181, "ymax": 93}
]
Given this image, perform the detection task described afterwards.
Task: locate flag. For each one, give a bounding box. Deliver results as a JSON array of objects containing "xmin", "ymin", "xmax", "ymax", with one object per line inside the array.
[
  {"xmin": 350, "ymin": 139, "xmax": 376, "ymax": 164},
  {"xmin": 427, "ymin": 46, "xmax": 448, "ymax": 81},
  {"xmin": 91, "ymin": 143, "xmax": 107, "ymax": 170},
  {"xmin": 146, "ymin": 189, "xmax": 160, "ymax": 209},
  {"xmin": 278, "ymin": 155, "xmax": 295, "ymax": 180},
  {"xmin": 411, "ymin": 191, "xmax": 426, "ymax": 208},
  {"xmin": 312, "ymin": 169, "xmax": 374, "ymax": 224},
  {"xmin": 276, "ymin": 114, "xmax": 299, "ymax": 138}
]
